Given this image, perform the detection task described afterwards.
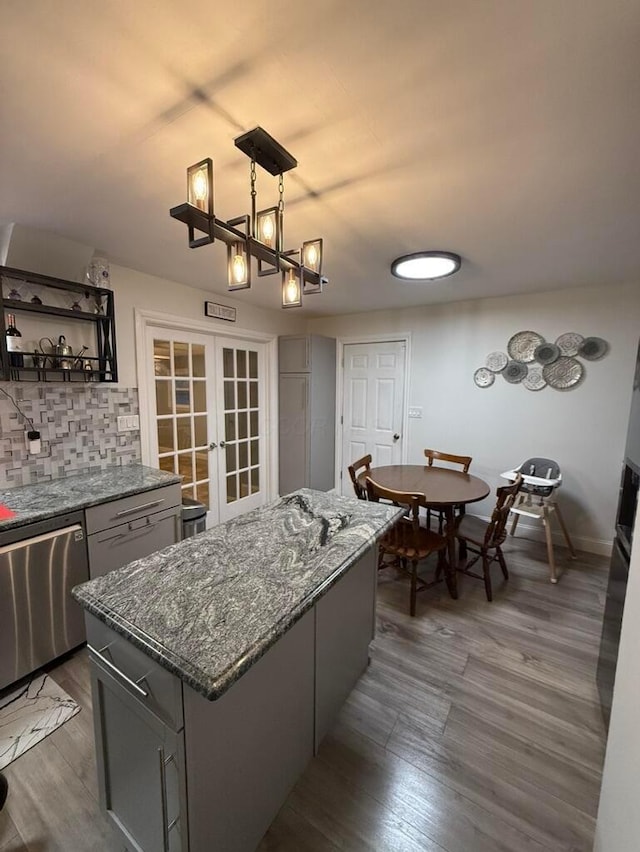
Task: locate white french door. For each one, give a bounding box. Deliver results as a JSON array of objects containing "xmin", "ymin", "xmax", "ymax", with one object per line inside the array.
[
  {"xmin": 340, "ymin": 340, "xmax": 407, "ymax": 496},
  {"xmin": 214, "ymin": 336, "xmax": 266, "ymax": 522},
  {"xmin": 146, "ymin": 327, "xmax": 267, "ymax": 526}
]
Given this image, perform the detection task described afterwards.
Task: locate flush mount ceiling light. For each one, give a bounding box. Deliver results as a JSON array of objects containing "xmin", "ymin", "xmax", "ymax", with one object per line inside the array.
[
  {"xmin": 170, "ymin": 127, "xmax": 326, "ymax": 309},
  {"xmin": 390, "ymin": 251, "xmax": 461, "ymax": 281}
]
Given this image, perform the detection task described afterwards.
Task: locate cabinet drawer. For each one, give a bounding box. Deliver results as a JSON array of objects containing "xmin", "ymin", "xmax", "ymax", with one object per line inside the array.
[
  {"xmin": 85, "ymin": 484, "xmax": 181, "ymax": 534},
  {"xmin": 87, "ymin": 505, "xmax": 180, "ymax": 579},
  {"xmin": 86, "ymin": 613, "xmax": 183, "ymax": 731}
]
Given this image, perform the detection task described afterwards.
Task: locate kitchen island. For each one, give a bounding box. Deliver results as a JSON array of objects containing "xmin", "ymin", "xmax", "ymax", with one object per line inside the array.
[{"xmin": 72, "ymin": 488, "xmax": 402, "ymax": 852}]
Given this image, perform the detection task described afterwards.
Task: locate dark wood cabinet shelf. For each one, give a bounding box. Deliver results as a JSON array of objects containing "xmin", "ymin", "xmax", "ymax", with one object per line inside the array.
[{"xmin": 1, "ymin": 265, "xmax": 118, "ymax": 383}]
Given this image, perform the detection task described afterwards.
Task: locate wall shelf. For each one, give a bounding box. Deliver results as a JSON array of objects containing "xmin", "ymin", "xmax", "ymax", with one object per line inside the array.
[{"xmin": 1, "ymin": 265, "xmax": 118, "ymax": 383}]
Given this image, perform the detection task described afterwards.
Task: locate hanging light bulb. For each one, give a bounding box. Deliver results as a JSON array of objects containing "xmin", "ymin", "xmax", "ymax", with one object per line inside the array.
[
  {"xmin": 232, "ymin": 253, "xmax": 246, "ymax": 283},
  {"xmin": 227, "ymin": 240, "xmax": 250, "ymax": 290},
  {"xmin": 187, "ymin": 159, "xmax": 214, "ymax": 216},
  {"xmin": 302, "ymin": 239, "xmax": 321, "ymax": 273},
  {"xmin": 282, "ymin": 267, "xmax": 302, "ymax": 308},
  {"xmin": 256, "ymin": 207, "xmax": 279, "ymax": 250}
]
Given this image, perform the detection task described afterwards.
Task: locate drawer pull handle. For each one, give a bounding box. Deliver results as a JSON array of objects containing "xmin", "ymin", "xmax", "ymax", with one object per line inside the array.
[
  {"xmin": 87, "ymin": 644, "xmax": 149, "ymax": 698},
  {"xmin": 115, "ymin": 498, "xmax": 164, "ymax": 518}
]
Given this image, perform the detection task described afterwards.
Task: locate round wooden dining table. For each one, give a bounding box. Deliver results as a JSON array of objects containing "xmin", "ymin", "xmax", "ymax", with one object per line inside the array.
[{"xmin": 358, "ymin": 465, "xmax": 491, "ymax": 599}]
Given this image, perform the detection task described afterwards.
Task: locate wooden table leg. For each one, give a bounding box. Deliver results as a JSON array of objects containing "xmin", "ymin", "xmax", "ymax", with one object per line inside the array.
[{"xmin": 443, "ymin": 507, "xmax": 458, "ymax": 599}]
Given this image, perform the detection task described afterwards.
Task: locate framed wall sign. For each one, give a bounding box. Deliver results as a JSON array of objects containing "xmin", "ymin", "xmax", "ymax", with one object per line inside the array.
[{"xmin": 204, "ymin": 301, "xmax": 237, "ymax": 322}]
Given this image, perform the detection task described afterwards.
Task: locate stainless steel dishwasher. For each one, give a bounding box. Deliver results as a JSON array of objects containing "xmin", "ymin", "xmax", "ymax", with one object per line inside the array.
[{"xmin": 0, "ymin": 511, "xmax": 89, "ymax": 691}]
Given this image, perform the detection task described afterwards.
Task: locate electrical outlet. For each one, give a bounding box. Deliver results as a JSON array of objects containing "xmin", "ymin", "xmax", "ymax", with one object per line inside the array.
[{"xmin": 408, "ymin": 407, "xmax": 423, "ymax": 419}]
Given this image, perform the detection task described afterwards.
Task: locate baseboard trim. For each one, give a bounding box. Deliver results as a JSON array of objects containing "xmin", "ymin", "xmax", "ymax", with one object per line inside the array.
[{"xmin": 466, "ymin": 512, "xmax": 613, "ymax": 557}]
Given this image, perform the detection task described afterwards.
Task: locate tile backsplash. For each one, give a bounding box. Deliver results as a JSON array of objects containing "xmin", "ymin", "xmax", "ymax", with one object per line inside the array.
[{"xmin": 0, "ymin": 384, "xmax": 141, "ymax": 488}]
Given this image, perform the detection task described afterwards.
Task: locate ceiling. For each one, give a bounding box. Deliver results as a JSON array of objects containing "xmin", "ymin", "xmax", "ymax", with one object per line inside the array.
[{"xmin": 1, "ymin": 0, "xmax": 639, "ymax": 317}]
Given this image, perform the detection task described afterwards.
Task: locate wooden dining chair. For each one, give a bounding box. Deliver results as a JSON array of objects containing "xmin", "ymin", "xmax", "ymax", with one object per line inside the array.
[
  {"xmin": 454, "ymin": 473, "xmax": 523, "ymax": 601},
  {"xmin": 423, "ymin": 448, "xmax": 473, "ymax": 532},
  {"xmin": 365, "ymin": 476, "xmax": 448, "ymax": 616},
  {"xmin": 348, "ymin": 454, "xmax": 372, "ymax": 500}
]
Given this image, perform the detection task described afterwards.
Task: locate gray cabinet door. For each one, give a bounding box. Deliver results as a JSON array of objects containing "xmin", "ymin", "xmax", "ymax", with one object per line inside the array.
[
  {"xmin": 278, "ymin": 336, "xmax": 310, "ymax": 372},
  {"xmin": 278, "ymin": 373, "xmax": 309, "ymax": 494},
  {"xmin": 87, "ymin": 506, "xmax": 181, "ymax": 579},
  {"xmin": 91, "ymin": 660, "xmax": 187, "ymax": 852},
  {"xmin": 314, "ymin": 548, "xmax": 377, "ymax": 750}
]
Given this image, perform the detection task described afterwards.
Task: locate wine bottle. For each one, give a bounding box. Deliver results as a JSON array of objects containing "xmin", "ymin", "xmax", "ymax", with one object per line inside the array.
[{"xmin": 5, "ymin": 313, "xmax": 24, "ymax": 368}]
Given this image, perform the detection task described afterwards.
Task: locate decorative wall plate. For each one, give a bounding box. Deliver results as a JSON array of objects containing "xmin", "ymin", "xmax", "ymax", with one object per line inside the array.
[
  {"xmin": 485, "ymin": 351, "xmax": 508, "ymax": 372},
  {"xmin": 555, "ymin": 332, "xmax": 584, "ymax": 356},
  {"xmin": 474, "ymin": 367, "xmax": 495, "ymax": 388},
  {"xmin": 507, "ymin": 331, "xmax": 545, "ymax": 363},
  {"xmin": 579, "ymin": 336, "xmax": 608, "ymax": 361},
  {"xmin": 503, "ymin": 360, "xmax": 528, "ymax": 383},
  {"xmin": 534, "ymin": 342, "xmax": 560, "ymax": 365},
  {"xmin": 523, "ymin": 365, "xmax": 547, "ymax": 391},
  {"xmin": 543, "ymin": 356, "xmax": 583, "ymax": 389}
]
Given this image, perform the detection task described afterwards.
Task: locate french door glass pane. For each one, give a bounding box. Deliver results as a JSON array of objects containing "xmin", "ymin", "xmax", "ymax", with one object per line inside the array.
[
  {"xmin": 176, "ymin": 417, "xmax": 191, "ymax": 450},
  {"xmin": 154, "ymin": 341, "xmax": 171, "ymax": 376},
  {"xmin": 159, "ymin": 455, "xmax": 175, "ymax": 474},
  {"xmin": 194, "ymin": 415, "xmax": 207, "ymax": 447},
  {"xmin": 238, "ymin": 441, "xmax": 248, "ymax": 470},
  {"xmin": 193, "ymin": 381, "xmax": 207, "ymax": 413},
  {"xmin": 225, "ymin": 413, "xmax": 236, "ymax": 441},
  {"xmin": 238, "ymin": 382, "xmax": 247, "ymax": 409},
  {"xmin": 174, "ymin": 343, "xmax": 189, "ymax": 377},
  {"xmin": 192, "ymin": 345, "xmax": 205, "ymax": 377},
  {"xmin": 157, "ymin": 419, "xmax": 174, "ymax": 453},
  {"xmin": 236, "ymin": 350, "xmax": 246, "ymax": 378},
  {"xmin": 178, "ymin": 452, "xmax": 193, "ymax": 484},
  {"xmin": 156, "ymin": 381, "xmax": 173, "ymax": 415},
  {"xmin": 249, "ymin": 351, "xmax": 258, "ymax": 378}
]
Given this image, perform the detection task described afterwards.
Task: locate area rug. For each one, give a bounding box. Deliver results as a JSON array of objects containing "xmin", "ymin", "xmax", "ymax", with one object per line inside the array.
[{"xmin": 0, "ymin": 673, "xmax": 80, "ymax": 770}]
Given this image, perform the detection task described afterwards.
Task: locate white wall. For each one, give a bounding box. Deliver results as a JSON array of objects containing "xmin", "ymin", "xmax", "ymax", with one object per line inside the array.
[
  {"xmin": 110, "ymin": 264, "xmax": 304, "ymax": 387},
  {"xmin": 594, "ymin": 507, "xmax": 640, "ymax": 852},
  {"xmin": 308, "ymin": 282, "xmax": 640, "ymax": 553}
]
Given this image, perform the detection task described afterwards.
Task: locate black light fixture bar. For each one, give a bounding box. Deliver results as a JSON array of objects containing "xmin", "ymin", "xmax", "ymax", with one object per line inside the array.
[
  {"xmin": 169, "ymin": 205, "xmax": 322, "ymax": 287},
  {"xmin": 234, "ymin": 127, "xmax": 297, "ymax": 175}
]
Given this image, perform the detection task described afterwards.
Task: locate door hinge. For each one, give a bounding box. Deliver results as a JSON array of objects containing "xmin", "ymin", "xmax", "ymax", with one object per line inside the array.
[{"xmin": 340, "ymin": 415, "xmax": 343, "ymax": 425}]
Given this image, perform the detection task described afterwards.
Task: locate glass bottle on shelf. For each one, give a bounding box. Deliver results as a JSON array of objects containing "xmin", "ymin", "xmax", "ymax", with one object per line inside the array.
[{"xmin": 5, "ymin": 313, "xmax": 24, "ymax": 367}]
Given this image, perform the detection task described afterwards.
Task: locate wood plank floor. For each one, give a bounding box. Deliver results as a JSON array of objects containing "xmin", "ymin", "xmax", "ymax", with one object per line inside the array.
[{"xmin": 0, "ymin": 536, "xmax": 608, "ymax": 851}]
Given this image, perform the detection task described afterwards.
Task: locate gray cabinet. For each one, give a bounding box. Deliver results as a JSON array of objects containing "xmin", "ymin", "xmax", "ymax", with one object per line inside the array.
[
  {"xmin": 87, "ymin": 615, "xmax": 187, "ymax": 852},
  {"xmin": 86, "ymin": 484, "xmax": 181, "ymax": 579},
  {"xmin": 278, "ymin": 335, "xmax": 336, "ymax": 495}
]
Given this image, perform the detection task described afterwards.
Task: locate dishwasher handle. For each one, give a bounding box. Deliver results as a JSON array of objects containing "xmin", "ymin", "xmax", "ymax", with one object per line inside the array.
[{"xmin": 0, "ymin": 524, "xmax": 84, "ymax": 554}]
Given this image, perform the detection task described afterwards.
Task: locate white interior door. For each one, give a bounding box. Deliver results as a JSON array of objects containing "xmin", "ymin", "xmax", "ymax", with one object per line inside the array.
[
  {"xmin": 340, "ymin": 340, "xmax": 407, "ymax": 495},
  {"xmin": 147, "ymin": 328, "xmax": 267, "ymax": 526}
]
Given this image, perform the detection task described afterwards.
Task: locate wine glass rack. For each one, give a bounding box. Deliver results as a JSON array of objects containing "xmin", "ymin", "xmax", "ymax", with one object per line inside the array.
[{"xmin": 0, "ymin": 265, "xmax": 118, "ymax": 383}]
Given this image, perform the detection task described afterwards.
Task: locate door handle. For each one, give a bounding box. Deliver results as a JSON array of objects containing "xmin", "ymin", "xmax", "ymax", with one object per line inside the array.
[
  {"xmin": 393, "ymin": 433, "xmax": 400, "ymax": 441},
  {"xmin": 219, "ymin": 440, "xmax": 226, "ymax": 448},
  {"xmin": 209, "ymin": 442, "xmax": 217, "ymax": 450}
]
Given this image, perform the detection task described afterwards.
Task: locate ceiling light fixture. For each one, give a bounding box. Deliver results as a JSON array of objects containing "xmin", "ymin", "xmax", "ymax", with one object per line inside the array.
[
  {"xmin": 170, "ymin": 127, "xmax": 326, "ymax": 309},
  {"xmin": 391, "ymin": 251, "xmax": 461, "ymax": 281}
]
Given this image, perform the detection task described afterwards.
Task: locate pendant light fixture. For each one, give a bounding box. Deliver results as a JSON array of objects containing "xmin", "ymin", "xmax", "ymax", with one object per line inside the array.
[
  {"xmin": 170, "ymin": 127, "xmax": 326, "ymax": 308},
  {"xmin": 391, "ymin": 251, "xmax": 461, "ymax": 281}
]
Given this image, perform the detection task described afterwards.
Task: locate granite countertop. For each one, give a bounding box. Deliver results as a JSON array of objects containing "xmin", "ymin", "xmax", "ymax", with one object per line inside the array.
[
  {"xmin": 73, "ymin": 489, "xmax": 403, "ymax": 701},
  {"xmin": 0, "ymin": 464, "xmax": 182, "ymax": 532}
]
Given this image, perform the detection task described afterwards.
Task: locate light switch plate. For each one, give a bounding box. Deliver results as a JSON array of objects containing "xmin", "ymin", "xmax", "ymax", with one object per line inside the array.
[
  {"xmin": 117, "ymin": 415, "xmax": 140, "ymax": 432},
  {"xmin": 408, "ymin": 407, "xmax": 423, "ymax": 419}
]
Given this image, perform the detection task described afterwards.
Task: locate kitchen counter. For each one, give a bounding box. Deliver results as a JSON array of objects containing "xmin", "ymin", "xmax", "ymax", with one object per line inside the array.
[
  {"xmin": 0, "ymin": 464, "xmax": 181, "ymax": 532},
  {"xmin": 73, "ymin": 488, "xmax": 402, "ymax": 700}
]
